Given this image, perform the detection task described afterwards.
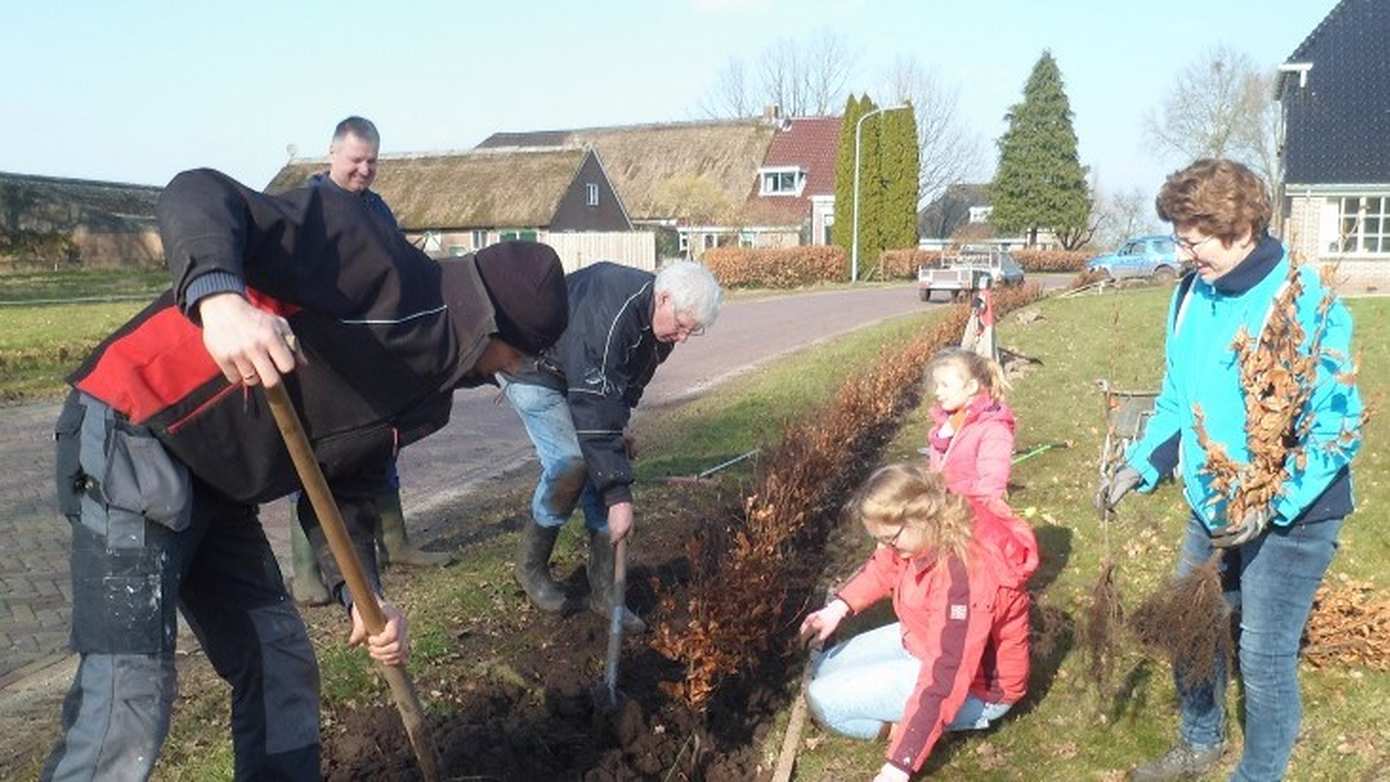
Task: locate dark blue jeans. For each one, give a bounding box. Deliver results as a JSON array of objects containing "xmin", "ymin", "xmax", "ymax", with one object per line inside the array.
[{"xmin": 1173, "ymin": 512, "xmax": 1343, "ymax": 781}]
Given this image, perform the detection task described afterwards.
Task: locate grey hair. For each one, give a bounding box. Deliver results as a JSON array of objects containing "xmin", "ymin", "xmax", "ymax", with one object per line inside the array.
[
  {"xmin": 331, "ymin": 116, "xmax": 380, "ymax": 147},
  {"xmin": 655, "ymin": 260, "xmax": 723, "ymax": 329}
]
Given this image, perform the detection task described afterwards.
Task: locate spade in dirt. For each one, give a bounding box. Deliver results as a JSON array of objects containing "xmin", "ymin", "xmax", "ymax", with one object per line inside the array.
[{"xmin": 592, "ymin": 536, "xmax": 631, "ymax": 716}]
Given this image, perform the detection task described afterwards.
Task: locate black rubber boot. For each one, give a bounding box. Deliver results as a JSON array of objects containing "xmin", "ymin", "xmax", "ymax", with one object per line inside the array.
[
  {"xmin": 587, "ymin": 530, "xmax": 646, "ymax": 634},
  {"xmin": 514, "ymin": 522, "xmax": 567, "ymax": 612}
]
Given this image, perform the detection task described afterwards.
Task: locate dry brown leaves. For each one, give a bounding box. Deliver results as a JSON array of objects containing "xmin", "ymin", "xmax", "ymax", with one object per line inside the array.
[
  {"xmin": 1193, "ymin": 261, "xmax": 1345, "ymax": 528},
  {"xmin": 1304, "ymin": 577, "xmax": 1390, "ymax": 672},
  {"xmin": 651, "ymin": 285, "xmax": 1044, "ymax": 707}
]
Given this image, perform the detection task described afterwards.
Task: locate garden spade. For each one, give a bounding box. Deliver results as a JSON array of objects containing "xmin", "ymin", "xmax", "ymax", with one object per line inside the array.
[
  {"xmin": 594, "ymin": 536, "xmax": 629, "ymax": 714},
  {"xmin": 264, "ymin": 383, "xmax": 441, "ymax": 782}
]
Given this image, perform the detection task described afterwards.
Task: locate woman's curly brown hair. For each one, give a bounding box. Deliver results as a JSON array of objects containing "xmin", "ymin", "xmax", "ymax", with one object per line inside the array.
[
  {"xmin": 848, "ymin": 463, "xmax": 974, "ymax": 565},
  {"xmin": 1155, "ymin": 158, "xmax": 1272, "ymax": 243}
]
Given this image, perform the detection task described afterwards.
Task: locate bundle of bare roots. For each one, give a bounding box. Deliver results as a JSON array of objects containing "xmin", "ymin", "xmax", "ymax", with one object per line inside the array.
[
  {"xmin": 1132, "ymin": 262, "xmax": 1354, "ymax": 686},
  {"xmin": 1082, "ymin": 560, "xmax": 1124, "ymax": 697},
  {"xmin": 1129, "ymin": 552, "xmax": 1233, "ymax": 689}
]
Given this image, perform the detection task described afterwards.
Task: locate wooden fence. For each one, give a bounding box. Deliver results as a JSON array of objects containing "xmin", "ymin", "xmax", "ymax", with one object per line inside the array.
[{"xmin": 544, "ymin": 231, "xmax": 656, "ymax": 273}]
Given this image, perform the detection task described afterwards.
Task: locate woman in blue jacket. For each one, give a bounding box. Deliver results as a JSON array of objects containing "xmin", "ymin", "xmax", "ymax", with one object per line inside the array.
[{"xmin": 1099, "ymin": 159, "xmax": 1362, "ymax": 782}]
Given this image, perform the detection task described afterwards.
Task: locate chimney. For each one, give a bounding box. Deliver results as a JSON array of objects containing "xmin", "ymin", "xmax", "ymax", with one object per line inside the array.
[{"xmin": 762, "ymin": 103, "xmax": 782, "ymax": 121}]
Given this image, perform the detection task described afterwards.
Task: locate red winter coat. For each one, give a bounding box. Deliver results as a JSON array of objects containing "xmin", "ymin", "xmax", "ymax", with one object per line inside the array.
[
  {"xmin": 926, "ymin": 395, "xmax": 1016, "ymax": 503},
  {"xmin": 835, "ymin": 499, "xmax": 1038, "ymax": 774}
]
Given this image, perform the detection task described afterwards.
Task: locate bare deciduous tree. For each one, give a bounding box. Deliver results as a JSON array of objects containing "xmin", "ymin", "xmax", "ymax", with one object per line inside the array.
[
  {"xmin": 1092, "ymin": 185, "xmax": 1157, "ymax": 250},
  {"xmin": 697, "ymin": 59, "xmax": 753, "ymax": 119},
  {"xmin": 1143, "ymin": 46, "xmax": 1280, "ymax": 203},
  {"xmin": 698, "ymin": 30, "xmax": 858, "ymax": 119},
  {"xmin": 880, "ymin": 56, "xmax": 983, "ymax": 207}
]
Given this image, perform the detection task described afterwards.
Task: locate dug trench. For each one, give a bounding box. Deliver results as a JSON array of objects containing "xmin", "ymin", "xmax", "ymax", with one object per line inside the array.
[{"xmin": 315, "ymin": 411, "xmax": 913, "ymax": 782}]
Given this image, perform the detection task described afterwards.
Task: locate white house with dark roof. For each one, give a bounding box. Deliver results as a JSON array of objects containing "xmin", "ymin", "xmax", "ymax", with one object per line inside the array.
[{"xmin": 1278, "ymin": 0, "xmax": 1390, "ymax": 286}]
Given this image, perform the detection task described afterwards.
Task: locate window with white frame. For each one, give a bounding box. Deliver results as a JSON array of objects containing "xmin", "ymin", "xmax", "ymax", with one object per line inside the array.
[
  {"xmin": 471, "ymin": 230, "xmax": 488, "ymax": 249},
  {"xmin": 586, "ymin": 183, "xmax": 599, "ymax": 207},
  {"xmin": 703, "ymin": 234, "xmax": 716, "ymax": 250},
  {"xmin": 738, "ymin": 231, "xmax": 755, "ymax": 248},
  {"xmin": 759, "ymin": 167, "xmax": 804, "ymax": 196},
  {"xmin": 1329, "ymin": 196, "xmax": 1389, "ymax": 254},
  {"xmin": 678, "ymin": 232, "xmax": 690, "ymax": 253}
]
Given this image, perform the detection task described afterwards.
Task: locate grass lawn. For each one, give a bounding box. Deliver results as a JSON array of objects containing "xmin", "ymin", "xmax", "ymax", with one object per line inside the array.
[
  {"xmin": 0, "ymin": 301, "xmax": 148, "ymax": 402},
  {"xmin": 783, "ymin": 289, "xmax": 1390, "ymax": 780},
  {"xmin": 0, "ymin": 268, "xmax": 167, "ymax": 303},
  {"xmin": 0, "ymin": 269, "xmax": 165, "ymax": 402}
]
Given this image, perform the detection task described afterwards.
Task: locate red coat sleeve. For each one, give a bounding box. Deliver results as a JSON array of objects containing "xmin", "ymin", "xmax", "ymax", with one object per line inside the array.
[
  {"xmin": 885, "ymin": 556, "xmax": 996, "ymax": 773},
  {"xmin": 836, "ymin": 545, "xmax": 902, "ymax": 614}
]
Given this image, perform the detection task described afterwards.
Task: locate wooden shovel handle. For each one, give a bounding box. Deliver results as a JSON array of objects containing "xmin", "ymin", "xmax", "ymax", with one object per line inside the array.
[
  {"xmin": 263, "ymin": 382, "xmax": 440, "ymax": 781},
  {"xmin": 264, "ymin": 383, "xmax": 385, "ymax": 631}
]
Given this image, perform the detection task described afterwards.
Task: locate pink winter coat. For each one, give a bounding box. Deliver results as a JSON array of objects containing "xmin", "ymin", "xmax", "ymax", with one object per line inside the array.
[{"xmin": 926, "ymin": 395, "xmax": 1016, "ymax": 502}]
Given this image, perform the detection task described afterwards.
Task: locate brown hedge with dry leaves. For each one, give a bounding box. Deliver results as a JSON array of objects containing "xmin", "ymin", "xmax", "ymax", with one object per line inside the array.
[
  {"xmin": 701, "ymin": 246, "xmax": 846, "ymax": 288},
  {"xmin": 651, "ymin": 284, "xmax": 1043, "ymax": 707}
]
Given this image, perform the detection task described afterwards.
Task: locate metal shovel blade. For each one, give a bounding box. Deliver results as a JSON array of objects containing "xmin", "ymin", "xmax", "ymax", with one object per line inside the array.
[{"xmin": 594, "ymin": 538, "xmax": 628, "ymax": 713}]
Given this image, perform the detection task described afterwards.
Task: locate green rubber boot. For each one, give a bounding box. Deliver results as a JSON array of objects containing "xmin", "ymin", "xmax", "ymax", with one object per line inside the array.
[
  {"xmin": 376, "ymin": 489, "xmax": 454, "ymax": 568},
  {"xmin": 289, "ymin": 507, "xmax": 332, "ymax": 606}
]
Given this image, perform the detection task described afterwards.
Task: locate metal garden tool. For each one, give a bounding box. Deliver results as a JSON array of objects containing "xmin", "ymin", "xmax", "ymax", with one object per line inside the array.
[
  {"xmin": 264, "ymin": 383, "xmax": 441, "ymax": 782},
  {"xmin": 659, "ymin": 448, "xmax": 759, "ymax": 485},
  {"xmin": 594, "ymin": 536, "xmax": 630, "ymax": 713}
]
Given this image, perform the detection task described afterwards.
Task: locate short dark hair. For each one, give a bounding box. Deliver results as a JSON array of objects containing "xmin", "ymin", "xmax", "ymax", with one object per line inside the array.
[
  {"xmin": 1155, "ymin": 158, "xmax": 1271, "ymax": 243},
  {"xmin": 332, "ymin": 116, "xmax": 380, "ymax": 147}
]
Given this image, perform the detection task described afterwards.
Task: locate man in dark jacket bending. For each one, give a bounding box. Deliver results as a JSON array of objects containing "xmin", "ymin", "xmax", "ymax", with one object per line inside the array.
[
  {"xmin": 41, "ymin": 168, "xmax": 567, "ymax": 781},
  {"xmin": 504, "ymin": 260, "xmax": 722, "ymax": 633}
]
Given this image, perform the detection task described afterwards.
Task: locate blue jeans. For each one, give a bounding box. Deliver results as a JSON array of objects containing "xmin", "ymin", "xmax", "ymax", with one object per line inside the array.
[
  {"xmin": 502, "ymin": 380, "xmax": 607, "ymax": 532},
  {"xmin": 805, "ymin": 622, "xmax": 1011, "ymax": 740},
  {"xmin": 1172, "ymin": 513, "xmax": 1343, "ymax": 781}
]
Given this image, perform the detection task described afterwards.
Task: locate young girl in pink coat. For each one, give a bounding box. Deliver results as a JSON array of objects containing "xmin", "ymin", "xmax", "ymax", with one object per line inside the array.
[{"xmin": 924, "ymin": 349, "xmax": 1015, "ymax": 511}]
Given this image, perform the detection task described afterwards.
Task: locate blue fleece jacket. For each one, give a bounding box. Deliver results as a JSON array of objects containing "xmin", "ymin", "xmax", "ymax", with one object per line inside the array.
[{"xmin": 1124, "ymin": 237, "xmax": 1362, "ymax": 531}]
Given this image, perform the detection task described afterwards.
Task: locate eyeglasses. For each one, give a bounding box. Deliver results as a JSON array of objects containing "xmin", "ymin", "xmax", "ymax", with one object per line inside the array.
[
  {"xmin": 674, "ymin": 313, "xmax": 706, "ymax": 338},
  {"xmin": 1171, "ymin": 233, "xmax": 1217, "ymax": 253},
  {"xmin": 873, "ymin": 525, "xmax": 906, "ymax": 548}
]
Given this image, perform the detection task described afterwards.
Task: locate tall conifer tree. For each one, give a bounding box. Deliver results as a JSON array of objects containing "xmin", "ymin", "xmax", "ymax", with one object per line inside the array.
[{"xmin": 990, "ymin": 51, "xmax": 1090, "ymax": 246}]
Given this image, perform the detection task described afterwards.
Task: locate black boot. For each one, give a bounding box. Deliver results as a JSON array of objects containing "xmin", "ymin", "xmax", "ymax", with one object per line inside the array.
[
  {"xmin": 587, "ymin": 530, "xmax": 646, "ymax": 634},
  {"xmin": 514, "ymin": 522, "xmax": 566, "ymax": 612}
]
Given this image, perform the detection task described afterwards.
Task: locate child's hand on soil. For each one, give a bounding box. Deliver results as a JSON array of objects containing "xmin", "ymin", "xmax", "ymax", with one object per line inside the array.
[{"xmin": 799, "ymin": 598, "xmax": 850, "ymax": 644}]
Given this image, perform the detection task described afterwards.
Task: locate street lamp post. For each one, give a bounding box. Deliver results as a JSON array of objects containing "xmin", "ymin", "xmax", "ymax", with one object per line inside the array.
[{"xmin": 851, "ymin": 103, "xmax": 911, "ymax": 283}]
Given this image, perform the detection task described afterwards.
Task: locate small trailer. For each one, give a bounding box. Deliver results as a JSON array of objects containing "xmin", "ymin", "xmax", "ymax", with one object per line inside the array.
[{"xmin": 917, "ymin": 244, "xmax": 1025, "ymax": 302}]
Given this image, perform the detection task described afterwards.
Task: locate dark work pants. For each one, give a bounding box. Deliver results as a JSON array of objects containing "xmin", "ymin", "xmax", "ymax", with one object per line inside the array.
[{"xmin": 41, "ymin": 392, "xmax": 320, "ymax": 781}]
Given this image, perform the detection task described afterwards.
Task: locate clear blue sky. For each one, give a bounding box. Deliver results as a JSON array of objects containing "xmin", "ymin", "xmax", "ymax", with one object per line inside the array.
[{"xmin": 1, "ymin": 0, "xmax": 1331, "ymax": 200}]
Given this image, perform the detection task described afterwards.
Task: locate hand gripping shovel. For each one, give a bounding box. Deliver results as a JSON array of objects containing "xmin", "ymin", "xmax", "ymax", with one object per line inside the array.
[
  {"xmin": 594, "ymin": 536, "xmax": 629, "ymax": 713},
  {"xmin": 264, "ymin": 383, "xmax": 442, "ymax": 782}
]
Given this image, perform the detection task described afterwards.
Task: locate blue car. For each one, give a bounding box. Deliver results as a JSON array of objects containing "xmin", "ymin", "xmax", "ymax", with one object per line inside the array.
[{"xmin": 1087, "ymin": 235, "xmax": 1182, "ymax": 282}]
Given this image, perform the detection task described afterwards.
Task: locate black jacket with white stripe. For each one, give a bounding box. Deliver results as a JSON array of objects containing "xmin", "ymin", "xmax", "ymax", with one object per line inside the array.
[{"xmin": 507, "ymin": 262, "xmax": 672, "ymax": 507}]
